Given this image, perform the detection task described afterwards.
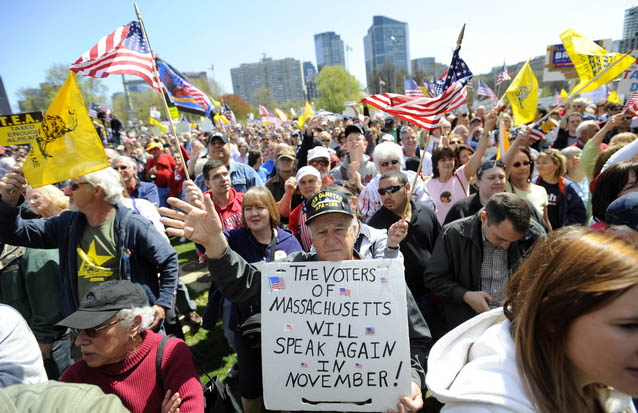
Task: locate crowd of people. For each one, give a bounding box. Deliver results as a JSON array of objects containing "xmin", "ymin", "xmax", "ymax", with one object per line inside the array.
[{"xmin": 0, "ymin": 98, "xmax": 637, "ymax": 412}]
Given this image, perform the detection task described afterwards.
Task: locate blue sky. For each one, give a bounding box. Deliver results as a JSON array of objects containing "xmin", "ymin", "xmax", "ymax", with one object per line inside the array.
[{"xmin": 1, "ymin": 0, "xmax": 635, "ymax": 112}]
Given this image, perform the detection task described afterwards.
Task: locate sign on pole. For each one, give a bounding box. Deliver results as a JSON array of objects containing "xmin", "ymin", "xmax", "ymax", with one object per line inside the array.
[
  {"xmin": 543, "ymin": 39, "xmax": 612, "ymax": 82},
  {"xmin": 261, "ymin": 259, "xmax": 411, "ymax": 411},
  {"xmin": 0, "ymin": 111, "xmax": 43, "ymax": 146}
]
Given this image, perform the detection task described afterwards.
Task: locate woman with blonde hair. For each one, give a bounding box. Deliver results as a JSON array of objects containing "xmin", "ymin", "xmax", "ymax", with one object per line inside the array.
[
  {"xmin": 427, "ymin": 226, "xmax": 638, "ymax": 412},
  {"xmin": 535, "ymin": 148, "xmax": 586, "ymax": 229},
  {"xmin": 26, "ymin": 185, "xmax": 68, "ymax": 217}
]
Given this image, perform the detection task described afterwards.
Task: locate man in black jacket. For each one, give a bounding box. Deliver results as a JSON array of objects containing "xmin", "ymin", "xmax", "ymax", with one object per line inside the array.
[
  {"xmin": 367, "ymin": 171, "xmax": 445, "ymax": 340},
  {"xmin": 425, "ymin": 193, "xmax": 545, "ymax": 332}
]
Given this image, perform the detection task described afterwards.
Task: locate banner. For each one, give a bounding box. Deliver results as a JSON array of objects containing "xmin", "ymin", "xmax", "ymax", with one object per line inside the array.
[
  {"xmin": 505, "ymin": 61, "xmax": 538, "ymax": 126},
  {"xmin": 0, "ymin": 111, "xmax": 42, "ymax": 146},
  {"xmin": 261, "ymin": 259, "xmax": 411, "ymax": 411}
]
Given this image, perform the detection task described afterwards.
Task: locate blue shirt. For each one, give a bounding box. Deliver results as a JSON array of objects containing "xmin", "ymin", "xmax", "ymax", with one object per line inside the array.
[
  {"xmin": 194, "ymin": 159, "xmax": 264, "ymax": 193},
  {"xmin": 130, "ymin": 180, "xmax": 160, "ymax": 206}
]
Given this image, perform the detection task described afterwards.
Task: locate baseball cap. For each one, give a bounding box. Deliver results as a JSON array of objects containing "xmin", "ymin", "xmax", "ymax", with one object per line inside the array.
[
  {"xmin": 207, "ymin": 133, "xmax": 229, "ymax": 145},
  {"xmin": 145, "ymin": 142, "xmax": 162, "ymax": 153},
  {"xmin": 307, "ymin": 146, "xmax": 330, "ymax": 162},
  {"xmin": 344, "ymin": 124, "xmax": 364, "ymax": 137},
  {"xmin": 296, "ymin": 165, "xmax": 321, "ymax": 182},
  {"xmin": 56, "ymin": 280, "xmax": 147, "ymax": 329},
  {"xmin": 276, "ymin": 146, "xmax": 296, "ymax": 161},
  {"xmin": 606, "ymin": 192, "xmax": 638, "ymax": 231},
  {"xmin": 305, "ymin": 190, "xmax": 354, "ymax": 224}
]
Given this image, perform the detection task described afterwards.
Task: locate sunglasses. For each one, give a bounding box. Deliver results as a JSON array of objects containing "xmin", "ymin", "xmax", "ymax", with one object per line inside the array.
[
  {"xmin": 380, "ymin": 159, "xmax": 400, "ymax": 168},
  {"xmin": 623, "ymin": 116, "xmax": 633, "ymax": 121},
  {"xmin": 512, "ymin": 161, "xmax": 531, "ymax": 168},
  {"xmin": 449, "ymin": 140, "xmax": 463, "ymax": 145},
  {"xmin": 70, "ymin": 182, "xmax": 90, "ymax": 191},
  {"xmin": 378, "ymin": 185, "xmax": 405, "ymax": 196},
  {"xmin": 477, "ymin": 160, "xmax": 505, "ymax": 178},
  {"xmin": 72, "ymin": 318, "xmax": 121, "ymax": 338},
  {"xmin": 113, "ymin": 165, "xmax": 129, "ymax": 171},
  {"xmin": 309, "ymin": 159, "xmax": 330, "ymax": 167}
]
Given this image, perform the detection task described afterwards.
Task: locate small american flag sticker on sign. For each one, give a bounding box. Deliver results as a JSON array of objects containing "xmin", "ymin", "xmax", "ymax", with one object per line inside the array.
[
  {"xmin": 365, "ymin": 327, "xmax": 375, "ymax": 335},
  {"xmin": 355, "ymin": 362, "xmax": 363, "ymax": 369},
  {"xmin": 380, "ymin": 276, "xmax": 389, "ymax": 284},
  {"xmin": 301, "ymin": 362, "xmax": 309, "ymax": 368},
  {"xmin": 269, "ymin": 276, "xmax": 285, "ymax": 291},
  {"xmin": 339, "ymin": 287, "xmax": 351, "ymax": 297},
  {"xmin": 285, "ymin": 323, "xmax": 294, "ymax": 331}
]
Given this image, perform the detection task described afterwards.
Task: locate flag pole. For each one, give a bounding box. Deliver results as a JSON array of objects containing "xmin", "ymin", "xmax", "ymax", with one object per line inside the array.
[
  {"xmin": 532, "ymin": 49, "xmax": 635, "ymax": 128},
  {"xmin": 134, "ymin": 2, "xmax": 191, "ymax": 181},
  {"xmin": 399, "ymin": 23, "xmax": 465, "ymax": 221}
]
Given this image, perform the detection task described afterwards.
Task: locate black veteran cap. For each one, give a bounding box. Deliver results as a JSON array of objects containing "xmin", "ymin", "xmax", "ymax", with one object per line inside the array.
[{"xmin": 305, "ymin": 190, "xmax": 353, "ymax": 224}]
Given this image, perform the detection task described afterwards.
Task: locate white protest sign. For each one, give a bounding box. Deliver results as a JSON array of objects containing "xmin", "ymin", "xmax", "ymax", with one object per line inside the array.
[
  {"xmin": 261, "ymin": 258, "xmax": 411, "ymax": 411},
  {"xmin": 616, "ymin": 51, "xmax": 638, "ymax": 95},
  {"xmin": 175, "ymin": 121, "xmax": 191, "ymax": 134}
]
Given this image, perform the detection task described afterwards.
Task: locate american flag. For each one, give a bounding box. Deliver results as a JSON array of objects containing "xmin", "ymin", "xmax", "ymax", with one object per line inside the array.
[
  {"xmin": 70, "ymin": 21, "xmax": 161, "ymax": 92},
  {"xmin": 404, "ymin": 78, "xmax": 425, "ymax": 97},
  {"xmin": 223, "ymin": 102, "xmax": 236, "ymax": 125},
  {"xmin": 339, "ymin": 288, "xmax": 351, "ymax": 297},
  {"xmin": 361, "ymin": 78, "xmax": 469, "ymax": 130},
  {"xmin": 477, "ymin": 80, "xmax": 497, "ymax": 100},
  {"xmin": 496, "ymin": 63, "xmax": 512, "ymax": 87},
  {"xmin": 529, "ymin": 118, "xmax": 559, "ymax": 142},
  {"xmin": 269, "ymin": 276, "xmax": 285, "ymax": 291},
  {"xmin": 431, "ymin": 48, "xmax": 472, "ymax": 96},
  {"xmin": 624, "ymin": 92, "xmax": 638, "ymax": 117}
]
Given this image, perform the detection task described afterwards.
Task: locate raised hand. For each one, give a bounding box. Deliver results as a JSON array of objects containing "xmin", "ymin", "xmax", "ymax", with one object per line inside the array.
[{"xmin": 0, "ymin": 166, "xmax": 27, "ymax": 207}]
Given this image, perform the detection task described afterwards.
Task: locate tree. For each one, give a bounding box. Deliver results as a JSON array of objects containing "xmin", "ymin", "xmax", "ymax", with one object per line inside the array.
[
  {"xmin": 251, "ymin": 87, "xmax": 277, "ymax": 110},
  {"xmin": 112, "ymin": 88, "xmax": 166, "ymax": 125},
  {"xmin": 17, "ymin": 64, "xmax": 107, "ymax": 113},
  {"xmin": 367, "ymin": 61, "xmax": 407, "ymax": 95},
  {"xmin": 315, "ymin": 66, "xmax": 362, "ymax": 113},
  {"xmin": 221, "ymin": 94, "xmax": 252, "ymax": 122},
  {"xmin": 208, "ymin": 77, "xmax": 225, "ymax": 98}
]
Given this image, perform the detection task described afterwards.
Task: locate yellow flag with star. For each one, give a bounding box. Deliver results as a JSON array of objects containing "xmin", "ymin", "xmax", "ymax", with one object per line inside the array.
[
  {"xmin": 561, "ymin": 29, "xmax": 635, "ymax": 95},
  {"xmin": 23, "ymin": 72, "xmax": 108, "ymax": 188},
  {"xmin": 505, "ymin": 60, "xmax": 538, "ymax": 126}
]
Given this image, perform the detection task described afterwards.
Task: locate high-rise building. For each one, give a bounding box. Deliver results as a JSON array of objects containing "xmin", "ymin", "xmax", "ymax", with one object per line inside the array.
[
  {"xmin": 314, "ymin": 32, "xmax": 345, "ymax": 72},
  {"xmin": 622, "ymin": 7, "xmax": 638, "ymax": 53},
  {"xmin": 0, "ymin": 75, "xmax": 11, "ymax": 115},
  {"xmin": 411, "ymin": 57, "xmax": 435, "ymax": 73},
  {"xmin": 364, "ymin": 16, "xmax": 410, "ymax": 88},
  {"xmin": 303, "ymin": 62, "xmax": 319, "ymax": 99},
  {"xmin": 231, "ymin": 57, "xmax": 306, "ymax": 106}
]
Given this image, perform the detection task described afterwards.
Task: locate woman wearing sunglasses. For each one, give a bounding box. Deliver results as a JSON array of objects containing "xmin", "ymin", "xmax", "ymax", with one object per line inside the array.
[
  {"xmin": 358, "ymin": 142, "xmax": 434, "ymax": 221},
  {"xmin": 505, "ymin": 146, "xmax": 552, "ymax": 230},
  {"xmin": 59, "ymin": 280, "xmax": 204, "ymax": 413},
  {"xmin": 426, "ymin": 111, "xmax": 496, "ymax": 225}
]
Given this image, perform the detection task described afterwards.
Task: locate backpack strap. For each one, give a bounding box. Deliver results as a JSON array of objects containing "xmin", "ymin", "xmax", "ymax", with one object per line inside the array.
[{"xmin": 156, "ymin": 335, "xmax": 170, "ymax": 392}]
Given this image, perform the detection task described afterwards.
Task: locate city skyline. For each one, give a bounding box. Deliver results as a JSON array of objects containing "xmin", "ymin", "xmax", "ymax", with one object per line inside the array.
[{"xmin": 1, "ymin": 1, "xmax": 635, "ymax": 113}]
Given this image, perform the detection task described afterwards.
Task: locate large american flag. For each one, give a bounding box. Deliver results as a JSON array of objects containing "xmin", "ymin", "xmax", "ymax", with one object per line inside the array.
[
  {"xmin": 624, "ymin": 92, "xmax": 638, "ymax": 117},
  {"xmin": 431, "ymin": 48, "xmax": 472, "ymax": 96},
  {"xmin": 70, "ymin": 21, "xmax": 161, "ymax": 92},
  {"xmin": 361, "ymin": 78, "xmax": 468, "ymax": 130},
  {"xmin": 404, "ymin": 78, "xmax": 425, "ymax": 97},
  {"xmin": 496, "ymin": 63, "xmax": 512, "ymax": 86}
]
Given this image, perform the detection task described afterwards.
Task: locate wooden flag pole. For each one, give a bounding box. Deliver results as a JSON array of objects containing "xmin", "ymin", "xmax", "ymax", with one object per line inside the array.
[
  {"xmin": 134, "ymin": 2, "xmax": 191, "ymax": 181},
  {"xmin": 399, "ymin": 24, "xmax": 466, "ymax": 220}
]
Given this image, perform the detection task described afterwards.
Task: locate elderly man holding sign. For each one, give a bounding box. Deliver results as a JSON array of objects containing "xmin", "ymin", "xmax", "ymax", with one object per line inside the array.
[{"xmin": 161, "ymin": 183, "xmax": 430, "ymax": 412}]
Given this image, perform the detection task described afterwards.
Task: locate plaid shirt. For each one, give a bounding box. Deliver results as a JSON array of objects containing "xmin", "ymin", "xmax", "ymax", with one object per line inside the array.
[{"xmin": 480, "ymin": 228, "xmax": 509, "ymax": 308}]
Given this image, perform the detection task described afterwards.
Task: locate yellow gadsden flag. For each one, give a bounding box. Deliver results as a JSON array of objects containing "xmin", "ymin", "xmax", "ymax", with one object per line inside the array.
[
  {"xmin": 505, "ymin": 60, "xmax": 538, "ymax": 126},
  {"xmin": 149, "ymin": 117, "xmax": 168, "ymax": 134},
  {"xmin": 23, "ymin": 72, "xmax": 108, "ymax": 188},
  {"xmin": 561, "ymin": 29, "xmax": 635, "ymax": 95},
  {"xmin": 297, "ymin": 101, "xmax": 315, "ymax": 129}
]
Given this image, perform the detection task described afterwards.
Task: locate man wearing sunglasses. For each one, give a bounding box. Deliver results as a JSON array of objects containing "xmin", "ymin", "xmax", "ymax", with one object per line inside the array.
[
  {"xmin": 367, "ymin": 171, "xmax": 443, "ymax": 340},
  {"xmin": 0, "ymin": 166, "xmax": 178, "ymax": 332}
]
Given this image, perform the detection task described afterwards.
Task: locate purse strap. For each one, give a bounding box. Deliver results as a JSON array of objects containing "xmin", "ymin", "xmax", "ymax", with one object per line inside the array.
[{"xmin": 156, "ymin": 335, "xmax": 170, "ymax": 392}]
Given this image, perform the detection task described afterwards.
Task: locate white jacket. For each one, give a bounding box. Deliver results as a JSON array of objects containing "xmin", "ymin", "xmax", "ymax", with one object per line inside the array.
[{"xmin": 426, "ymin": 309, "xmax": 636, "ymax": 413}]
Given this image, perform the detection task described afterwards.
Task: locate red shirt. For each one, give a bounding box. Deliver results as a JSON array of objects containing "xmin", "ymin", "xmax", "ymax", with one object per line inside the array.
[
  {"xmin": 60, "ymin": 330, "xmax": 204, "ymax": 413},
  {"xmin": 169, "ymin": 166, "xmax": 186, "ymax": 197},
  {"xmin": 146, "ymin": 153, "xmax": 176, "ymax": 187},
  {"xmin": 204, "ymin": 187, "xmax": 245, "ymax": 230}
]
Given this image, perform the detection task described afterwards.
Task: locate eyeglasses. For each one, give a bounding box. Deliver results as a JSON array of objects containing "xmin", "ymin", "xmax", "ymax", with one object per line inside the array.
[
  {"xmin": 113, "ymin": 165, "xmax": 129, "ymax": 171},
  {"xmin": 380, "ymin": 159, "xmax": 400, "ymax": 168},
  {"xmin": 378, "ymin": 185, "xmax": 405, "ymax": 196},
  {"xmin": 449, "ymin": 140, "xmax": 463, "ymax": 145},
  {"xmin": 477, "ymin": 160, "xmax": 505, "ymax": 178},
  {"xmin": 623, "ymin": 116, "xmax": 633, "ymax": 121},
  {"xmin": 309, "ymin": 159, "xmax": 329, "ymax": 167},
  {"xmin": 70, "ymin": 182, "xmax": 90, "ymax": 191},
  {"xmin": 72, "ymin": 318, "xmax": 122, "ymax": 338},
  {"xmin": 512, "ymin": 161, "xmax": 531, "ymax": 168}
]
